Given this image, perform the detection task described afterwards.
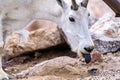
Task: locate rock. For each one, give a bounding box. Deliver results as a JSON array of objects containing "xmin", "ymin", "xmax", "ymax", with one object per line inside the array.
[
  {"xmin": 90, "ymin": 16, "xmax": 120, "ymax": 53},
  {"xmin": 91, "ymin": 51, "xmax": 103, "ymax": 63},
  {"xmin": 90, "ymin": 14, "xmax": 120, "ymax": 38},
  {"xmin": 16, "ymin": 56, "xmax": 92, "ymax": 79},
  {"xmin": 93, "ymin": 38, "xmax": 120, "ymax": 53},
  {"xmin": 88, "ymin": 0, "xmax": 114, "ymax": 19},
  {"xmin": 17, "ymin": 76, "xmax": 67, "ymax": 80},
  {"xmin": 85, "ymin": 51, "xmax": 120, "ymax": 80},
  {"xmin": 3, "ymin": 55, "xmax": 31, "ymax": 68},
  {"xmin": 16, "ymin": 56, "xmax": 78, "ymax": 78},
  {"xmin": 4, "ymin": 20, "xmax": 65, "ymax": 58}
]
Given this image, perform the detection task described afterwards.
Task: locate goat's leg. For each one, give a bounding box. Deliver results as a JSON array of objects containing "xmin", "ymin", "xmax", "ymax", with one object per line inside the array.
[
  {"xmin": 0, "ymin": 54, "xmax": 9, "ymax": 80},
  {"xmin": 0, "ymin": 15, "xmax": 4, "ymax": 48},
  {"xmin": 0, "ymin": 15, "xmax": 9, "ymax": 80}
]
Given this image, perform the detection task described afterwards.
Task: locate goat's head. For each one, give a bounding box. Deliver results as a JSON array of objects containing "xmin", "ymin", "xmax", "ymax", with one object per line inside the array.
[{"xmin": 57, "ymin": 0, "xmax": 94, "ymax": 63}]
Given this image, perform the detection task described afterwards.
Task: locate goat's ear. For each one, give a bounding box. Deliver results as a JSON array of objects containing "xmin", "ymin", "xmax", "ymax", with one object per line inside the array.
[
  {"xmin": 81, "ymin": 0, "xmax": 88, "ymax": 8},
  {"xmin": 57, "ymin": 0, "xmax": 67, "ymax": 9}
]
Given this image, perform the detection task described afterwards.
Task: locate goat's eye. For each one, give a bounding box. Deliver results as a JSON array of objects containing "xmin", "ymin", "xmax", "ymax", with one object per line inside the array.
[{"xmin": 69, "ymin": 17, "xmax": 75, "ymax": 22}]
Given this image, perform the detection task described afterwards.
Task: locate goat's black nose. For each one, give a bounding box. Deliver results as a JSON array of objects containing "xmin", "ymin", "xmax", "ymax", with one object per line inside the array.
[{"xmin": 84, "ymin": 46, "xmax": 94, "ymax": 52}]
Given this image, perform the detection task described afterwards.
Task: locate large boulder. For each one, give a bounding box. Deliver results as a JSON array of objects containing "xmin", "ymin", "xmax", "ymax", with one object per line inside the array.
[
  {"xmin": 15, "ymin": 56, "xmax": 101, "ymax": 79},
  {"xmin": 88, "ymin": 0, "xmax": 114, "ymax": 19},
  {"xmin": 90, "ymin": 15, "xmax": 120, "ymax": 53},
  {"xmin": 4, "ymin": 20, "xmax": 65, "ymax": 58}
]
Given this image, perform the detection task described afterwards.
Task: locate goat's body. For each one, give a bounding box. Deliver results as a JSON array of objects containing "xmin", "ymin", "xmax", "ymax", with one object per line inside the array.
[{"xmin": 0, "ymin": 0, "xmax": 62, "ymax": 32}]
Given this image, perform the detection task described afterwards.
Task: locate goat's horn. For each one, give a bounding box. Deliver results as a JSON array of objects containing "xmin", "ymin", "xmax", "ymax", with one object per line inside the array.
[
  {"xmin": 71, "ymin": 0, "xmax": 78, "ymax": 10},
  {"xmin": 81, "ymin": 0, "xmax": 88, "ymax": 7}
]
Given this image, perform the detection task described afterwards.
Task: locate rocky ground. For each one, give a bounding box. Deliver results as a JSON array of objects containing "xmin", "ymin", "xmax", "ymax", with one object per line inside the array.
[{"xmin": 3, "ymin": 48, "xmax": 120, "ymax": 80}]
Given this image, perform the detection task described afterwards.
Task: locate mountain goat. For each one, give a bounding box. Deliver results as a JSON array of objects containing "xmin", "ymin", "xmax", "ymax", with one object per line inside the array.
[{"xmin": 0, "ymin": 0, "xmax": 94, "ymax": 79}]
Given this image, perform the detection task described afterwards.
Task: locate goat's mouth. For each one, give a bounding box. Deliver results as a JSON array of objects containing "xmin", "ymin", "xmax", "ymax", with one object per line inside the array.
[{"xmin": 81, "ymin": 52, "xmax": 91, "ymax": 64}]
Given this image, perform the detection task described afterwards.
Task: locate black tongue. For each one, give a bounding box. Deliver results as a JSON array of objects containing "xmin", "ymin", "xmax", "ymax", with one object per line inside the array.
[{"xmin": 84, "ymin": 54, "xmax": 91, "ymax": 64}]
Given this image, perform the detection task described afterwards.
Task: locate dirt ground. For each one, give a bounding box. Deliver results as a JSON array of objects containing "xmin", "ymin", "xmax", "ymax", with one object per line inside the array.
[{"xmin": 2, "ymin": 46, "xmax": 120, "ymax": 80}]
